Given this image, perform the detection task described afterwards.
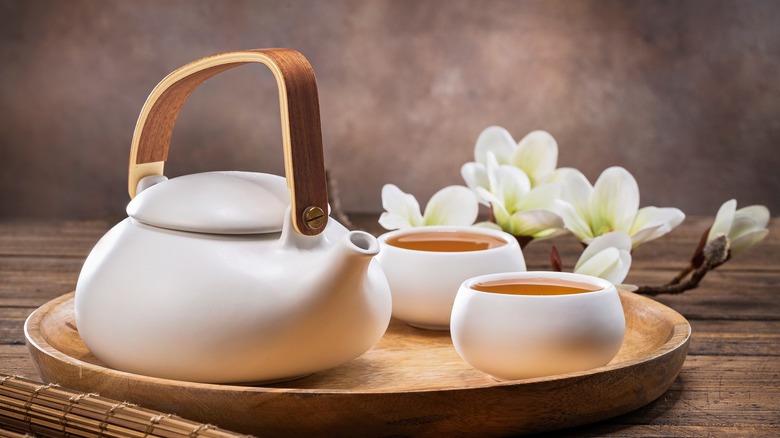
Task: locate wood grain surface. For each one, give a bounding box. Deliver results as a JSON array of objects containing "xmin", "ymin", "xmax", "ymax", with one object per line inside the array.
[{"xmin": 1, "ymin": 216, "xmax": 779, "ymax": 436}]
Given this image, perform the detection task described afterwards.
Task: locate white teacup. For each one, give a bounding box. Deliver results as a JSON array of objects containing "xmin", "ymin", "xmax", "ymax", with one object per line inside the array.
[
  {"xmin": 451, "ymin": 271, "xmax": 625, "ymax": 380},
  {"xmin": 377, "ymin": 226, "xmax": 526, "ymax": 330}
]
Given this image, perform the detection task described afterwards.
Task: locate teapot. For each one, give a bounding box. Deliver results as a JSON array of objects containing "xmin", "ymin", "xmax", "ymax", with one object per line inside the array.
[{"xmin": 74, "ymin": 49, "xmax": 392, "ymax": 384}]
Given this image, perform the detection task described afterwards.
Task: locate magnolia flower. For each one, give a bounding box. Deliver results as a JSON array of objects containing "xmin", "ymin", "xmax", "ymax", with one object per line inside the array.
[
  {"xmin": 378, "ymin": 184, "xmax": 479, "ymax": 230},
  {"xmin": 707, "ymin": 199, "xmax": 770, "ymax": 257},
  {"xmin": 573, "ymin": 231, "xmax": 633, "ymax": 286},
  {"xmin": 461, "ymin": 126, "xmax": 574, "ymax": 200},
  {"xmin": 473, "ymin": 153, "xmax": 566, "ymax": 240},
  {"xmin": 555, "ymin": 167, "xmax": 685, "ymax": 248}
]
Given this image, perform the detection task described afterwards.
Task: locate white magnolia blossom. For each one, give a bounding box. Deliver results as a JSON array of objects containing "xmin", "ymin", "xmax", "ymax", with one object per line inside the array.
[
  {"xmin": 555, "ymin": 167, "xmax": 685, "ymax": 248},
  {"xmin": 461, "ymin": 126, "xmax": 575, "ymax": 202},
  {"xmin": 707, "ymin": 199, "xmax": 770, "ymax": 257},
  {"xmin": 378, "ymin": 184, "xmax": 479, "ymax": 230},
  {"xmin": 471, "ymin": 153, "xmax": 567, "ymax": 239},
  {"xmin": 574, "ymin": 231, "xmax": 633, "ymax": 286}
]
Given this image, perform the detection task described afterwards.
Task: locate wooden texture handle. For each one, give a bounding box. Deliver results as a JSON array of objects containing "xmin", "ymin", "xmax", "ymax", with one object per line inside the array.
[{"xmin": 128, "ymin": 49, "xmax": 328, "ymax": 236}]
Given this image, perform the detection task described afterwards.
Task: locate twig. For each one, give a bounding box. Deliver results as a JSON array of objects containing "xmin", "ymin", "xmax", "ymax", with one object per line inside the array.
[
  {"xmin": 636, "ymin": 234, "xmax": 730, "ymax": 296},
  {"xmin": 636, "ymin": 261, "xmax": 719, "ymax": 295},
  {"xmin": 668, "ymin": 264, "xmax": 694, "ymax": 285}
]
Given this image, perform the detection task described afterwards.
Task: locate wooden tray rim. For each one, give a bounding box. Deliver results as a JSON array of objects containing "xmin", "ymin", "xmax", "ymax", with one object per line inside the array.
[{"xmin": 25, "ymin": 291, "xmax": 691, "ymax": 395}]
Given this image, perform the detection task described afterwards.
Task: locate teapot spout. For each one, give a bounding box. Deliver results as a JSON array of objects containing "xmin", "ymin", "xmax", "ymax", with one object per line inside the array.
[
  {"xmin": 318, "ymin": 229, "xmax": 389, "ymax": 315},
  {"xmin": 342, "ymin": 231, "xmax": 380, "ymax": 258},
  {"xmin": 324, "ymin": 231, "xmax": 381, "ymax": 284}
]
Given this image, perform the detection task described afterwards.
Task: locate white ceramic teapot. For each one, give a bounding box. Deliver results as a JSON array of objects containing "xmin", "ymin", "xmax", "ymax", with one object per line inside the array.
[{"xmin": 74, "ymin": 49, "xmax": 392, "ymax": 384}]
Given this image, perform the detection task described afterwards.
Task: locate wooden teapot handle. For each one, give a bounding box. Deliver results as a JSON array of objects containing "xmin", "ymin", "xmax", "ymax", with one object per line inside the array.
[{"xmin": 128, "ymin": 49, "xmax": 328, "ymax": 236}]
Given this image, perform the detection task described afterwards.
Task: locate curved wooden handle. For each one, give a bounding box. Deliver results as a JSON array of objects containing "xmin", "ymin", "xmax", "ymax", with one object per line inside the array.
[{"xmin": 128, "ymin": 49, "xmax": 328, "ymax": 236}]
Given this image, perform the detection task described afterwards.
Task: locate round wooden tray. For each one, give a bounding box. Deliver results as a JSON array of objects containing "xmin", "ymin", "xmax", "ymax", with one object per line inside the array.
[{"xmin": 25, "ymin": 291, "xmax": 690, "ymax": 437}]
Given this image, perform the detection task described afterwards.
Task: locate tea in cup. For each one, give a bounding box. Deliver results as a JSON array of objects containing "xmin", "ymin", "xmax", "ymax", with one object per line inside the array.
[
  {"xmin": 377, "ymin": 226, "xmax": 526, "ymax": 330},
  {"xmin": 451, "ymin": 271, "xmax": 625, "ymax": 380}
]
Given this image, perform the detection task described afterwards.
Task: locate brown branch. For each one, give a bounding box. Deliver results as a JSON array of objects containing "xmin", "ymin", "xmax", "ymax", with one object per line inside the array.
[
  {"xmin": 636, "ymin": 234, "xmax": 729, "ymax": 296},
  {"xmin": 668, "ymin": 263, "xmax": 695, "ymax": 285},
  {"xmin": 636, "ymin": 259, "xmax": 724, "ymax": 295}
]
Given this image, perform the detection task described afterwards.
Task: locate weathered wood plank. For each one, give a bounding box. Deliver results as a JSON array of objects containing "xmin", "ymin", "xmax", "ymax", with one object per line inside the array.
[
  {"xmin": 518, "ymin": 356, "xmax": 780, "ymax": 435},
  {"xmin": 689, "ymin": 320, "xmax": 780, "ymax": 356},
  {"xmin": 0, "ymin": 308, "xmax": 34, "ymax": 345},
  {"xmin": 541, "ymin": 424, "xmax": 780, "ymax": 437},
  {"xmin": 611, "ymin": 356, "xmax": 780, "ymax": 428},
  {"xmin": 0, "ymin": 348, "xmax": 38, "ymax": 380},
  {"xmin": 628, "ymin": 271, "xmax": 780, "ymax": 321},
  {"xmin": 0, "ymin": 220, "xmax": 112, "ymax": 257},
  {"xmin": 0, "ymin": 257, "xmax": 83, "ymax": 308}
]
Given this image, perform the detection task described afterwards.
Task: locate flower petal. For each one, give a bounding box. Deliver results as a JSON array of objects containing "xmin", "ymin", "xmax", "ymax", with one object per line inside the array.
[
  {"xmin": 378, "ymin": 212, "xmax": 414, "ymax": 230},
  {"xmin": 487, "ymin": 197, "xmax": 513, "ymax": 232},
  {"xmin": 512, "ymin": 130, "xmax": 558, "ymax": 186},
  {"xmin": 590, "ymin": 167, "xmax": 639, "ymax": 234},
  {"xmin": 380, "ymin": 184, "xmax": 423, "ymax": 227},
  {"xmin": 730, "ymin": 229, "xmax": 770, "ymax": 257},
  {"xmin": 422, "ymin": 186, "xmax": 479, "ymax": 226},
  {"xmin": 575, "ymin": 231, "xmax": 632, "ymax": 272},
  {"xmin": 629, "ymin": 223, "xmax": 667, "ymax": 248},
  {"xmin": 485, "ymin": 152, "xmax": 501, "ymax": 193},
  {"xmin": 533, "ymin": 227, "xmax": 571, "ymax": 240},
  {"xmin": 473, "ymin": 221, "xmax": 503, "ymax": 230},
  {"xmin": 574, "ymin": 246, "xmax": 631, "ymax": 284},
  {"xmin": 489, "ymin": 162, "xmax": 532, "ymax": 211},
  {"xmin": 617, "ymin": 283, "xmax": 638, "ymax": 292},
  {"xmin": 507, "ymin": 209, "xmax": 564, "ymax": 238},
  {"xmin": 515, "ymin": 182, "xmax": 562, "ymax": 212},
  {"xmin": 555, "ymin": 199, "xmax": 594, "ymax": 243},
  {"xmin": 727, "ymin": 204, "xmax": 771, "ymax": 256},
  {"xmin": 731, "ymin": 205, "xmax": 771, "ymax": 239},
  {"xmin": 546, "ymin": 167, "xmax": 580, "ymax": 184},
  {"xmin": 629, "ymin": 206, "xmax": 686, "ymax": 246},
  {"xmin": 460, "ymin": 162, "xmax": 489, "ymax": 194},
  {"xmin": 575, "ymin": 247, "xmax": 621, "ymax": 278},
  {"xmin": 474, "ymin": 126, "xmax": 515, "ymax": 165},
  {"xmin": 707, "ymin": 199, "xmax": 737, "ymax": 242},
  {"xmin": 606, "ymin": 249, "xmax": 632, "ymax": 285},
  {"xmin": 560, "ymin": 169, "xmax": 593, "ymax": 223}
]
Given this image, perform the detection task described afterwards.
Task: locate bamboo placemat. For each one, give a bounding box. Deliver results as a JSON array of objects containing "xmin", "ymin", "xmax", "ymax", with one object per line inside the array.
[{"xmin": 0, "ymin": 374, "xmax": 251, "ymax": 437}]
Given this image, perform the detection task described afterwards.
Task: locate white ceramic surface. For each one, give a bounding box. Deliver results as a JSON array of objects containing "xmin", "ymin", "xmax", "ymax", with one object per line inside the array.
[
  {"xmin": 376, "ymin": 226, "xmax": 526, "ymax": 330},
  {"xmin": 75, "ymin": 173, "xmax": 392, "ymax": 384},
  {"xmin": 451, "ymin": 271, "xmax": 625, "ymax": 381},
  {"xmin": 128, "ymin": 171, "xmax": 290, "ymax": 234}
]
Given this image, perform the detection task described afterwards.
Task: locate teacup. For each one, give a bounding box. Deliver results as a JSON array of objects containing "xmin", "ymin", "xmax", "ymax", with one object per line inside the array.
[
  {"xmin": 376, "ymin": 226, "xmax": 526, "ymax": 330},
  {"xmin": 451, "ymin": 271, "xmax": 625, "ymax": 380}
]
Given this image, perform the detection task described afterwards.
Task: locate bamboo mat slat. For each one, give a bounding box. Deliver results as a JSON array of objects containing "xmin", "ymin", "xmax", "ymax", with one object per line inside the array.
[{"xmin": 0, "ymin": 374, "xmax": 250, "ymax": 438}]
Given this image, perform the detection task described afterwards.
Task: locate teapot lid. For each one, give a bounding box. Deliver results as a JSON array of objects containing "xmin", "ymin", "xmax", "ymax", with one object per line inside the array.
[{"xmin": 127, "ymin": 171, "xmax": 289, "ymax": 234}]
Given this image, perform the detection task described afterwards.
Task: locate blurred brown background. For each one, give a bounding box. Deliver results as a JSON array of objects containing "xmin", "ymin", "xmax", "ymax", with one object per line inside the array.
[{"xmin": 1, "ymin": 0, "xmax": 778, "ymax": 220}]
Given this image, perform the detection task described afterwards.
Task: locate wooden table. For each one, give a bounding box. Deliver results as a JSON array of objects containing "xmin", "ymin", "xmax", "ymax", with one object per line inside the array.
[{"xmin": 1, "ymin": 215, "xmax": 778, "ymax": 436}]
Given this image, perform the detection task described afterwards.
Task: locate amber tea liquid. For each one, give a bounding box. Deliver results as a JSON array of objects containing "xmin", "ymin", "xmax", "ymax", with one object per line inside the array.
[
  {"xmin": 385, "ymin": 231, "xmax": 507, "ymax": 252},
  {"xmin": 473, "ymin": 277, "xmax": 602, "ymax": 296}
]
